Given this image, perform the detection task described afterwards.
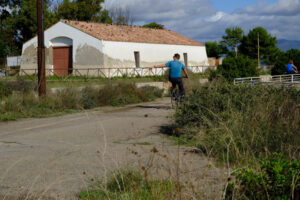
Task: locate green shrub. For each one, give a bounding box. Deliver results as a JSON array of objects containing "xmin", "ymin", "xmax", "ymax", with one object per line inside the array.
[
  {"xmin": 210, "ymin": 55, "xmax": 259, "ymax": 81},
  {"xmin": 80, "ymin": 87, "xmax": 98, "ymax": 109},
  {"xmin": 78, "ymin": 170, "xmax": 176, "ymax": 200},
  {"xmin": 0, "ymin": 83, "xmax": 164, "ymax": 121},
  {"xmin": 98, "ymin": 84, "xmax": 163, "ymax": 107},
  {"xmin": 174, "ymin": 82, "xmax": 300, "ymax": 164},
  {"xmin": 98, "ymin": 83, "xmax": 142, "ymax": 106},
  {"xmin": 6, "ymin": 78, "xmax": 36, "ymax": 93},
  {"xmin": 225, "ymin": 154, "xmax": 300, "ymax": 200},
  {"xmin": 0, "ymin": 81, "xmax": 12, "ymax": 98},
  {"xmin": 56, "ymin": 88, "xmax": 80, "ymax": 109},
  {"xmin": 139, "ymin": 86, "xmax": 164, "ymax": 101}
]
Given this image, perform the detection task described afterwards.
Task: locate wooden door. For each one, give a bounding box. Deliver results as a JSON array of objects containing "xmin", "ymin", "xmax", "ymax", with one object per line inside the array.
[{"xmin": 53, "ymin": 46, "xmax": 72, "ymax": 76}]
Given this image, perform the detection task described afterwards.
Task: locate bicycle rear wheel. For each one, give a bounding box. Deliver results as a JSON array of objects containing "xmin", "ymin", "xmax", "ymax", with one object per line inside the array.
[{"xmin": 171, "ymin": 88, "xmax": 179, "ymax": 108}]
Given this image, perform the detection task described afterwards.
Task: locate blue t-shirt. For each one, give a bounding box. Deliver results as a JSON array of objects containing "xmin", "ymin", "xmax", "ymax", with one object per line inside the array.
[
  {"xmin": 165, "ymin": 60, "xmax": 185, "ymax": 78},
  {"xmin": 287, "ymin": 64, "xmax": 293, "ymax": 72}
]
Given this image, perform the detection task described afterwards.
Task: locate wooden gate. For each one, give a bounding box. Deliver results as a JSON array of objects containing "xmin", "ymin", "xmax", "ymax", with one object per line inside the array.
[{"xmin": 53, "ymin": 46, "xmax": 72, "ymax": 76}]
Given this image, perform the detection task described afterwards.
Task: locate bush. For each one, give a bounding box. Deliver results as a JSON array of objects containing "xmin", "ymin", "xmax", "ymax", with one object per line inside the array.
[
  {"xmin": 0, "ymin": 81, "xmax": 12, "ymax": 98},
  {"xmin": 80, "ymin": 87, "xmax": 98, "ymax": 109},
  {"xmin": 98, "ymin": 84, "xmax": 163, "ymax": 107},
  {"xmin": 6, "ymin": 78, "xmax": 36, "ymax": 93},
  {"xmin": 225, "ymin": 154, "xmax": 300, "ymax": 200},
  {"xmin": 174, "ymin": 82, "xmax": 300, "ymax": 164},
  {"xmin": 210, "ymin": 55, "xmax": 259, "ymax": 81},
  {"xmin": 0, "ymin": 83, "xmax": 164, "ymax": 121}
]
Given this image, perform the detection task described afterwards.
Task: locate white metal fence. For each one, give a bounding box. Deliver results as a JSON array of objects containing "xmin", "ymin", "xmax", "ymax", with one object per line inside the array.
[
  {"xmin": 18, "ymin": 66, "xmax": 213, "ymax": 79},
  {"xmin": 234, "ymin": 74, "xmax": 300, "ymax": 87}
]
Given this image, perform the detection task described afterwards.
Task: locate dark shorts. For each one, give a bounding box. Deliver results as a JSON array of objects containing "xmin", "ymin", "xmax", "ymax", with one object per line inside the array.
[
  {"xmin": 287, "ymin": 70, "xmax": 296, "ymax": 74},
  {"xmin": 169, "ymin": 77, "xmax": 185, "ymax": 96}
]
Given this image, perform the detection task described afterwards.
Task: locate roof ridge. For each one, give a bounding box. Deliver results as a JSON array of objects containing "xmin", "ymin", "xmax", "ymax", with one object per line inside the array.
[
  {"xmin": 60, "ymin": 20, "xmax": 204, "ymax": 46},
  {"xmin": 61, "ymin": 19, "xmax": 172, "ymax": 31}
]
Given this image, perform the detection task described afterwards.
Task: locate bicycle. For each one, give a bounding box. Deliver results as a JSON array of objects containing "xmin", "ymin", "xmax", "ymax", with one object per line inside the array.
[
  {"xmin": 170, "ymin": 76, "xmax": 188, "ymax": 108},
  {"xmin": 170, "ymin": 87, "xmax": 185, "ymax": 108}
]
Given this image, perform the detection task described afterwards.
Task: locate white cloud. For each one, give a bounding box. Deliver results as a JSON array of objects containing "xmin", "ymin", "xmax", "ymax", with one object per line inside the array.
[
  {"xmin": 104, "ymin": 0, "xmax": 300, "ymax": 42},
  {"xmin": 259, "ymin": 0, "xmax": 300, "ymax": 16},
  {"xmin": 104, "ymin": 0, "xmax": 214, "ymax": 21}
]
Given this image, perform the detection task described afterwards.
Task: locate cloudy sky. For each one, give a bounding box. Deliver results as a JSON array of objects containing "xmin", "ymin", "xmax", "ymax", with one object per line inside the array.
[{"xmin": 103, "ymin": 0, "xmax": 300, "ymax": 43}]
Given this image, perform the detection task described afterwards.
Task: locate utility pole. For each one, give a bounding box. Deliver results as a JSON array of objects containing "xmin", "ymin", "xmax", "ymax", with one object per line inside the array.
[
  {"xmin": 37, "ymin": 0, "xmax": 46, "ymax": 96},
  {"xmin": 5, "ymin": 56, "xmax": 8, "ymax": 77},
  {"xmin": 257, "ymin": 32, "xmax": 260, "ymax": 69}
]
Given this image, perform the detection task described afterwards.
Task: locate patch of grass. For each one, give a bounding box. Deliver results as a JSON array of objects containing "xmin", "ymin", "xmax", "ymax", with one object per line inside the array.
[
  {"xmin": 78, "ymin": 170, "xmax": 176, "ymax": 200},
  {"xmin": 173, "ymin": 80, "xmax": 300, "ymax": 165},
  {"xmin": 112, "ymin": 141, "xmax": 123, "ymax": 144},
  {"xmin": 0, "ymin": 81, "xmax": 12, "ymax": 98},
  {"xmin": 3, "ymin": 75, "xmax": 168, "ymax": 89},
  {"xmin": 135, "ymin": 142, "xmax": 152, "ymax": 146},
  {"xmin": 0, "ymin": 83, "xmax": 164, "ymax": 121}
]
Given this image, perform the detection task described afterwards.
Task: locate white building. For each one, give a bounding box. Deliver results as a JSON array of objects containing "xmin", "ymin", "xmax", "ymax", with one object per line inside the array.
[{"xmin": 21, "ymin": 20, "xmax": 208, "ymax": 76}]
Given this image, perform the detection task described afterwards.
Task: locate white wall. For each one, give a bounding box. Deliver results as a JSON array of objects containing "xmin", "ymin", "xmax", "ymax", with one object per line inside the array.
[
  {"xmin": 21, "ymin": 22, "xmax": 103, "ymax": 65},
  {"xmin": 102, "ymin": 41, "xmax": 209, "ymax": 67},
  {"xmin": 21, "ymin": 21, "xmax": 209, "ymax": 73}
]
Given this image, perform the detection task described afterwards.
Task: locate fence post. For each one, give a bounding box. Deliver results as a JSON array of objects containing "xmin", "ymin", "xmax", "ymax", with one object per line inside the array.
[
  {"xmin": 291, "ymin": 74, "xmax": 294, "ymax": 83},
  {"xmin": 134, "ymin": 51, "xmax": 140, "ymax": 68},
  {"xmin": 5, "ymin": 56, "xmax": 8, "ymax": 77},
  {"xmin": 183, "ymin": 53, "xmax": 188, "ymax": 68}
]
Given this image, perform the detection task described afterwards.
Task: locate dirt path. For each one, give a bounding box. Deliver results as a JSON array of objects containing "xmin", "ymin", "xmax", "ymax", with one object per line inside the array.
[{"xmin": 0, "ymin": 98, "xmax": 226, "ymax": 200}]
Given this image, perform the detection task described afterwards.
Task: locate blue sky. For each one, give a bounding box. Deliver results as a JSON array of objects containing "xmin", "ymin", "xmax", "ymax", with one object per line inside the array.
[
  {"xmin": 104, "ymin": 0, "xmax": 300, "ymax": 42},
  {"xmin": 211, "ymin": 0, "xmax": 277, "ymax": 12}
]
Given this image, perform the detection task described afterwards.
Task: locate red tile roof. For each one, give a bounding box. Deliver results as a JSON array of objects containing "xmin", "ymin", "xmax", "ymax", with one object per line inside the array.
[{"xmin": 61, "ymin": 20, "xmax": 204, "ymax": 46}]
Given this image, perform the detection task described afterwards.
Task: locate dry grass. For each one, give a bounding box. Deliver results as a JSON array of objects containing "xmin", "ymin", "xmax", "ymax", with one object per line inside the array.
[
  {"xmin": 0, "ymin": 82, "xmax": 164, "ymax": 121},
  {"xmin": 174, "ymin": 79, "xmax": 300, "ymax": 166}
]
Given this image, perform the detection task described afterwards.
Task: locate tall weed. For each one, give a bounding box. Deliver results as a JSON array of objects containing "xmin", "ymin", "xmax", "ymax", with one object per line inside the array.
[
  {"xmin": 175, "ymin": 81, "xmax": 300, "ymax": 164},
  {"xmin": 0, "ymin": 83, "xmax": 163, "ymax": 121}
]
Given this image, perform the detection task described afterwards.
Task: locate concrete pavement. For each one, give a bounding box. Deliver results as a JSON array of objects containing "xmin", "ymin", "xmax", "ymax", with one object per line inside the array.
[{"xmin": 0, "ymin": 98, "xmax": 225, "ymax": 199}]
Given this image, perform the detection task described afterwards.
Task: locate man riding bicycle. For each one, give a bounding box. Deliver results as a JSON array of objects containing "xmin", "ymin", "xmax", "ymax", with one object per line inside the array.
[
  {"xmin": 287, "ymin": 60, "xmax": 299, "ymax": 74},
  {"xmin": 152, "ymin": 53, "xmax": 189, "ymax": 96}
]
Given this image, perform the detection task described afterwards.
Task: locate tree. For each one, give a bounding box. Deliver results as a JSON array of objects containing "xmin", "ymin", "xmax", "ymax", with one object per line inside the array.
[
  {"xmin": 205, "ymin": 41, "xmax": 224, "ymax": 58},
  {"xmin": 9, "ymin": 0, "xmax": 57, "ymax": 45},
  {"xmin": 142, "ymin": 22, "xmax": 164, "ymax": 29},
  {"xmin": 210, "ymin": 55, "xmax": 259, "ymax": 81},
  {"xmin": 271, "ymin": 49, "xmax": 300, "ymax": 75},
  {"xmin": 56, "ymin": 0, "xmax": 77, "ymax": 20},
  {"xmin": 95, "ymin": 9, "xmax": 113, "ymax": 24},
  {"xmin": 109, "ymin": 6, "xmax": 135, "ymax": 25},
  {"xmin": 240, "ymin": 27, "xmax": 279, "ymax": 64},
  {"xmin": 220, "ymin": 27, "xmax": 243, "ymax": 54},
  {"xmin": 0, "ymin": 0, "xmax": 24, "ymax": 59},
  {"xmin": 286, "ymin": 49, "xmax": 300, "ymax": 67},
  {"xmin": 271, "ymin": 51, "xmax": 289, "ymax": 75},
  {"xmin": 76, "ymin": 0, "xmax": 104, "ymax": 21},
  {"xmin": 55, "ymin": 0, "xmax": 112, "ymax": 23}
]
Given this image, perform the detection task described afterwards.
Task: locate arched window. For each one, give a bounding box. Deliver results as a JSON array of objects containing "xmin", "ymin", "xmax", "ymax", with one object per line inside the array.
[{"xmin": 51, "ymin": 37, "xmax": 73, "ymax": 47}]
